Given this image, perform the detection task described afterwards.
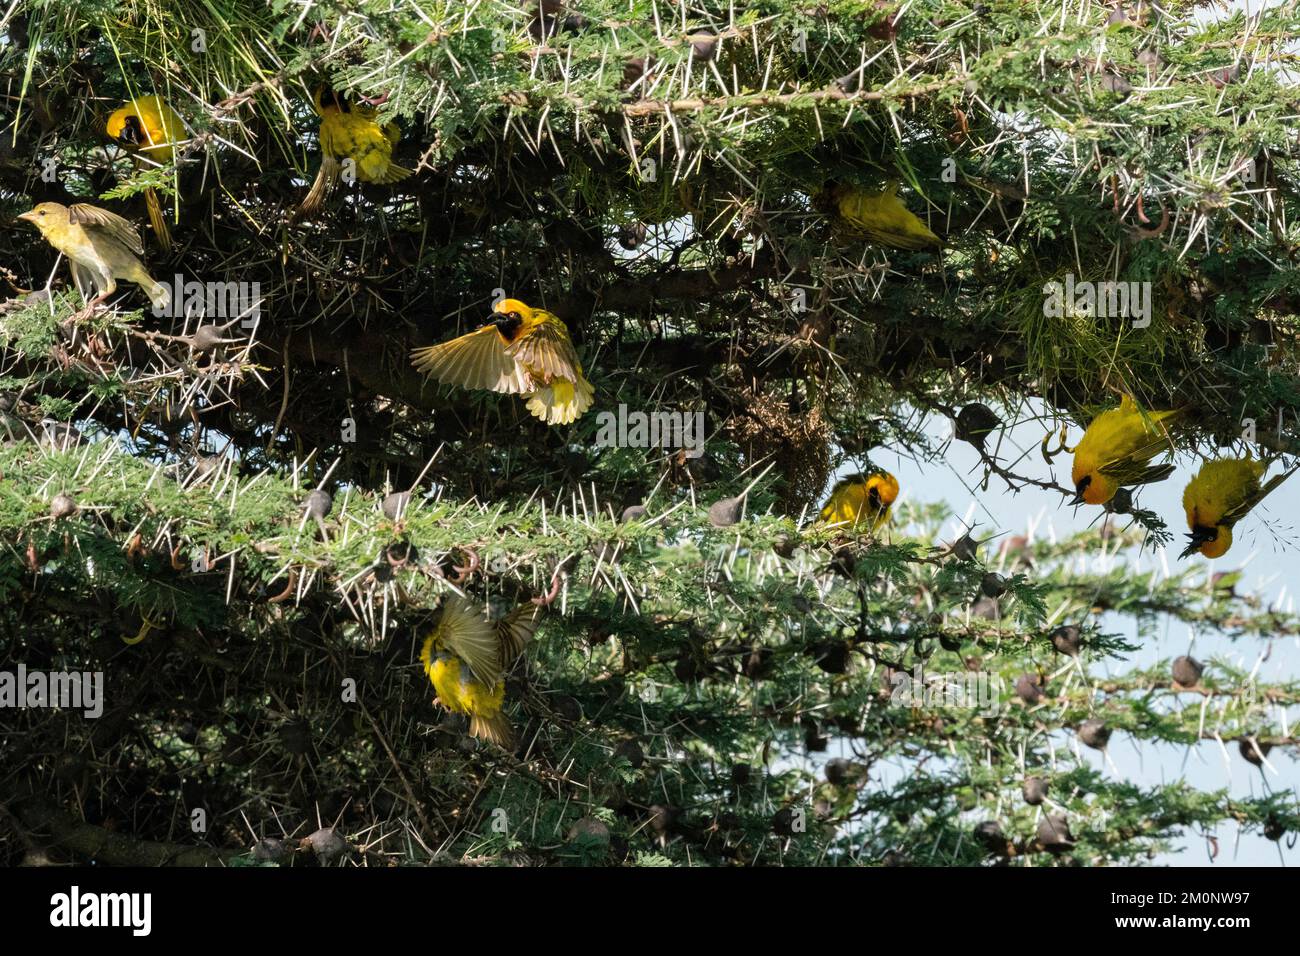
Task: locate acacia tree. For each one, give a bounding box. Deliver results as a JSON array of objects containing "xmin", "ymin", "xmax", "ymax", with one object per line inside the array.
[{"xmin": 1, "ymin": 0, "xmax": 1297, "ymax": 867}]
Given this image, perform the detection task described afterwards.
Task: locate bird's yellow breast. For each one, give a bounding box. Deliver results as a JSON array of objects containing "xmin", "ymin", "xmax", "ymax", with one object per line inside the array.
[
  {"xmin": 319, "ymin": 112, "xmax": 398, "ymax": 180},
  {"xmin": 424, "ymin": 649, "xmax": 505, "ymax": 718}
]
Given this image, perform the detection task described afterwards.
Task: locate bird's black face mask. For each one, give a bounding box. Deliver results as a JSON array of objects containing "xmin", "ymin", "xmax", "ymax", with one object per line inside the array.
[
  {"xmin": 867, "ymin": 485, "xmax": 883, "ymax": 516},
  {"xmin": 118, "ymin": 115, "xmax": 144, "ymax": 146},
  {"xmin": 1179, "ymin": 525, "xmax": 1218, "ymax": 559},
  {"xmin": 492, "ymin": 311, "xmax": 524, "ymax": 341},
  {"xmin": 1071, "ymin": 475, "xmax": 1091, "ymax": 505}
]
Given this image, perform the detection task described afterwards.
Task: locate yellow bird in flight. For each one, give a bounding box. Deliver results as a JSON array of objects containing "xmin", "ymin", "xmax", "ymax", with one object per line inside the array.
[{"xmin": 412, "ymin": 298, "xmax": 595, "ymax": 426}]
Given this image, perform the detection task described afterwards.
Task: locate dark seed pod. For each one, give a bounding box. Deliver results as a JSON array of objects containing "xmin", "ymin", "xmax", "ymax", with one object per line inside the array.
[
  {"xmin": 301, "ymin": 827, "xmax": 351, "ymax": 865},
  {"xmin": 803, "ymin": 720, "xmax": 828, "ymax": 752},
  {"xmin": 688, "ymin": 28, "xmax": 717, "ymax": 62},
  {"xmin": 980, "ymin": 572, "xmax": 1006, "ymax": 598},
  {"xmin": 708, "ymin": 495, "xmax": 744, "ymax": 527},
  {"xmin": 1107, "ymin": 487, "xmax": 1133, "ymax": 514},
  {"xmin": 813, "ymin": 640, "xmax": 851, "ymax": 675},
  {"xmin": 1037, "ymin": 813, "xmax": 1075, "ymax": 851},
  {"xmin": 622, "ymin": 56, "xmax": 653, "ymax": 89},
  {"xmin": 1078, "ymin": 718, "xmax": 1111, "ymax": 750},
  {"xmin": 552, "ymin": 695, "xmax": 582, "ymax": 722},
  {"xmin": 49, "ymin": 492, "xmax": 78, "ymax": 520},
  {"xmin": 613, "ymin": 738, "xmax": 644, "ymax": 769},
  {"xmin": 386, "ymin": 540, "xmax": 418, "ymax": 567},
  {"xmin": 40, "ymin": 421, "xmax": 83, "ymax": 451},
  {"xmin": 648, "ymin": 804, "xmax": 677, "ymax": 836},
  {"xmin": 1171, "ymin": 655, "xmax": 1203, "ymax": 687},
  {"xmin": 190, "ymin": 324, "xmax": 232, "ymax": 351},
  {"xmin": 1239, "ymin": 737, "xmax": 1272, "ymax": 766},
  {"xmin": 1136, "ymin": 48, "xmax": 1163, "ymax": 69},
  {"xmin": 1022, "ymin": 776, "xmax": 1049, "ymax": 806},
  {"xmin": 620, "ymin": 504, "xmax": 647, "ymax": 523},
  {"xmin": 741, "ymin": 644, "xmax": 773, "ymax": 680},
  {"xmin": 949, "ymin": 532, "xmax": 980, "ymax": 561},
  {"xmin": 618, "ymin": 222, "xmax": 647, "ymax": 250},
  {"xmin": 381, "ymin": 491, "xmax": 412, "ymax": 520},
  {"xmin": 1015, "ymin": 674, "xmax": 1045, "ymax": 704},
  {"xmin": 1105, "ymin": 7, "xmax": 1132, "ymax": 26},
  {"xmin": 251, "ymin": 837, "xmax": 288, "ymax": 863},
  {"xmin": 773, "ymin": 532, "xmax": 796, "ymax": 558},
  {"xmin": 730, "ymin": 764, "xmax": 752, "ymax": 788},
  {"xmin": 1263, "ymin": 815, "xmax": 1285, "ymax": 842},
  {"xmin": 955, "ymin": 403, "xmax": 1000, "ymax": 448},
  {"xmin": 567, "ymin": 816, "xmax": 610, "ymax": 845},
  {"xmin": 772, "ymin": 807, "xmax": 800, "ymax": 836},
  {"xmin": 974, "ymin": 820, "xmax": 1006, "ymax": 853},
  {"xmin": 304, "ymin": 488, "xmax": 332, "ymax": 519},
  {"xmin": 1051, "ymin": 625, "xmax": 1083, "ymax": 656},
  {"xmin": 825, "ymin": 758, "xmax": 851, "ymax": 786},
  {"xmin": 1099, "ymin": 71, "xmax": 1132, "ymax": 95}
]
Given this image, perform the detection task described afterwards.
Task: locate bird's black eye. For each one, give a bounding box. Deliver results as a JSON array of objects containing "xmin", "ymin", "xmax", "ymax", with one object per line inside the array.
[
  {"xmin": 507, "ymin": 311, "xmax": 521, "ymax": 321},
  {"xmin": 37, "ymin": 210, "xmax": 45, "ymax": 217}
]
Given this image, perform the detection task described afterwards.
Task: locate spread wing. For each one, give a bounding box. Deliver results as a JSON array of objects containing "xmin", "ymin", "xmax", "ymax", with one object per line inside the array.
[
  {"xmin": 434, "ymin": 595, "xmax": 503, "ymax": 687},
  {"xmin": 496, "ymin": 603, "xmax": 543, "ymax": 666},
  {"xmin": 411, "ymin": 324, "xmax": 532, "ymax": 394},
  {"xmin": 69, "ymin": 204, "xmax": 144, "ymax": 256},
  {"xmin": 506, "ymin": 317, "xmax": 583, "ymax": 383}
]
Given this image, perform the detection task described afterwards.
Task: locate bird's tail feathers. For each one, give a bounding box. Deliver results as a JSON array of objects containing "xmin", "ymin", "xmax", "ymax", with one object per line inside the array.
[
  {"xmin": 144, "ymin": 188, "xmax": 172, "ymax": 254},
  {"xmin": 469, "ymin": 712, "xmax": 514, "ymax": 748}
]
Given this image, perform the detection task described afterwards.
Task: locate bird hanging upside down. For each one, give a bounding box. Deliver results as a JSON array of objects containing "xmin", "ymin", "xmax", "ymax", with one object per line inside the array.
[
  {"xmin": 829, "ymin": 181, "xmax": 943, "ymax": 251},
  {"xmin": 106, "ymin": 95, "xmax": 187, "ymax": 253},
  {"xmin": 419, "ymin": 595, "xmax": 542, "ymax": 747},
  {"xmin": 18, "ymin": 202, "xmax": 170, "ymax": 314},
  {"xmin": 813, "ymin": 471, "xmax": 900, "ymax": 532},
  {"xmin": 298, "ymin": 85, "xmax": 413, "ymax": 215},
  {"xmin": 1070, "ymin": 394, "xmax": 1180, "ymax": 505},
  {"xmin": 411, "ymin": 297, "xmax": 595, "ymax": 425},
  {"xmin": 1180, "ymin": 456, "xmax": 1297, "ymax": 559}
]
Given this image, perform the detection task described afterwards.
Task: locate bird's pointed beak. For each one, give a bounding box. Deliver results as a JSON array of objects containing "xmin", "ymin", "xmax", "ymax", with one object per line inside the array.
[{"xmin": 16, "ymin": 209, "xmax": 36, "ymax": 223}]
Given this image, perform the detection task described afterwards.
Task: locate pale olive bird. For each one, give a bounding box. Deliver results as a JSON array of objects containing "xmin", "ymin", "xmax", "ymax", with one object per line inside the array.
[
  {"xmin": 18, "ymin": 202, "xmax": 170, "ymax": 312},
  {"xmin": 411, "ymin": 297, "xmax": 595, "ymax": 425}
]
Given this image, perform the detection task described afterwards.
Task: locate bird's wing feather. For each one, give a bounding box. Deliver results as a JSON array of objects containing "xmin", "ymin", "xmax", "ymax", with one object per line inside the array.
[
  {"xmin": 506, "ymin": 317, "xmax": 582, "ymax": 382},
  {"xmin": 1101, "ymin": 460, "xmax": 1174, "ymax": 487},
  {"xmin": 412, "ymin": 325, "xmax": 532, "ymax": 394},
  {"xmin": 497, "ymin": 604, "xmax": 543, "ymax": 666},
  {"xmin": 1222, "ymin": 464, "xmax": 1299, "ymax": 527},
  {"xmin": 435, "ymin": 595, "xmax": 502, "ymax": 687},
  {"xmin": 68, "ymin": 204, "xmax": 144, "ymax": 256}
]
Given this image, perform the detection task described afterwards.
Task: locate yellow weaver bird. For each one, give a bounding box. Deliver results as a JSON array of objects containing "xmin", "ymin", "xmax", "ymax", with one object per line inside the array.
[
  {"xmin": 830, "ymin": 181, "xmax": 942, "ymax": 251},
  {"xmin": 18, "ymin": 202, "xmax": 170, "ymax": 313},
  {"xmin": 1181, "ymin": 457, "xmax": 1297, "ymax": 559},
  {"xmin": 106, "ymin": 96, "xmax": 187, "ymax": 253},
  {"xmin": 298, "ymin": 86, "xmax": 413, "ymax": 215},
  {"xmin": 1071, "ymin": 394, "xmax": 1180, "ymax": 505},
  {"xmin": 411, "ymin": 297, "xmax": 596, "ymax": 425},
  {"xmin": 813, "ymin": 471, "xmax": 900, "ymax": 532},
  {"xmin": 419, "ymin": 595, "xmax": 542, "ymax": 747}
]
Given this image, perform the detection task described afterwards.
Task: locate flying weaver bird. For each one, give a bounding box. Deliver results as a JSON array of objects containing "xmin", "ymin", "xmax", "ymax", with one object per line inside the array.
[
  {"xmin": 106, "ymin": 96, "xmax": 187, "ymax": 253},
  {"xmin": 830, "ymin": 181, "xmax": 942, "ymax": 251},
  {"xmin": 298, "ymin": 86, "xmax": 413, "ymax": 215},
  {"xmin": 411, "ymin": 297, "xmax": 595, "ymax": 425},
  {"xmin": 1070, "ymin": 394, "xmax": 1180, "ymax": 505},
  {"xmin": 812, "ymin": 471, "xmax": 900, "ymax": 532},
  {"xmin": 18, "ymin": 202, "xmax": 170, "ymax": 313},
  {"xmin": 1180, "ymin": 456, "xmax": 1298, "ymax": 558},
  {"xmin": 420, "ymin": 595, "xmax": 543, "ymax": 746}
]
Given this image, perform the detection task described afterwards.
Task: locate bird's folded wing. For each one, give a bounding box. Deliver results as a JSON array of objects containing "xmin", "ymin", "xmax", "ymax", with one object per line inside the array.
[
  {"xmin": 506, "ymin": 318, "xmax": 583, "ymax": 383},
  {"xmin": 497, "ymin": 604, "xmax": 543, "ymax": 666},
  {"xmin": 1223, "ymin": 464, "xmax": 1298, "ymax": 526},
  {"xmin": 1101, "ymin": 459, "xmax": 1174, "ymax": 487},
  {"xmin": 69, "ymin": 204, "xmax": 144, "ymax": 256},
  {"xmin": 412, "ymin": 325, "xmax": 531, "ymax": 394},
  {"xmin": 436, "ymin": 595, "xmax": 503, "ymax": 686}
]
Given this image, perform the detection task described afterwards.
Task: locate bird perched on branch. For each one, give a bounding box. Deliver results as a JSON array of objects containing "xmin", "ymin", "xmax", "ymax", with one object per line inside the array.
[
  {"xmin": 298, "ymin": 86, "xmax": 413, "ymax": 215},
  {"xmin": 106, "ymin": 96, "xmax": 187, "ymax": 253},
  {"xmin": 1180, "ymin": 457, "xmax": 1297, "ymax": 558},
  {"xmin": 411, "ymin": 297, "xmax": 595, "ymax": 425},
  {"xmin": 813, "ymin": 471, "xmax": 900, "ymax": 532},
  {"xmin": 420, "ymin": 595, "xmax": 542, "ymax": 746},
  {"xmin": 1070, "ymin": 394, "xmax": 1180, "ymax": 505},
  {"xmin": 828, "ymin": 181, "xmax": 942, "ymax": 251},
  {"xmin": 18, "ymin": 202, "xmax": 170, "ymax": 313}
]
